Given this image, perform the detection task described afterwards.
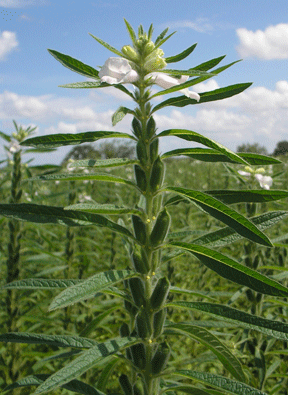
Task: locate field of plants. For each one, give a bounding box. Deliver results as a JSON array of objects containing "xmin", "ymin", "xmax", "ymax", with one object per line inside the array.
[{"xmin": 1, "ymin": 20, "xmax": 288, "ymax": 395}]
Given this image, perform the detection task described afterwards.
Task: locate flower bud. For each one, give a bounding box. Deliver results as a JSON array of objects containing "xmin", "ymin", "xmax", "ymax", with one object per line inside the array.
[
  {"xmin": 143, "ymin": 40, "xmax": 155, "ymax": 56},
  {"xmin": 121, "ymin": 45, "xmax": 139, "ymax": 62}
]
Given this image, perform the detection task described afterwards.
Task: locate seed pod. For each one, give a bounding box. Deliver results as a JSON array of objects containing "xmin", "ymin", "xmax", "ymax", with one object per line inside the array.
[
  {"xmin": 151, "ymin": 341, "xmax": 171, "ymax": 375},
  {"xmin": 132, "ymin": 117, "xmax": 142, "ymax": 138},
  {"xmin": 149, "ymin": 138, "xmax": 159, "ymax": 163},
  {"xmin": 136, "ymin": 140, "xmax": 148, "ymax": 166},
  {"xmin": 149, "ymin": 156, "xmax": 165, "ymax": 193},
  {"xmin": 132, "ymin": 215, "xmax": 147, "ymax": 245},
  {"xmin": 150, "ymin": 277, "xmax": 170, "ymax": 311},
  {"xmin": 132, "ymin": 245, "xmax": 149, "ymax": 274},
  {"xmin": 130, "ymin": 342, "xmax": 146, "ymax": 370},
  {"xmin": 135, "ymin": 308, "xmax": 152, "ymax": 340},
  {"xmin": 134, "ymin": 165, "xmax": 147, "ymax": 192},
  {"xmin": 146, "ymin": 116, "xmax": 156, "ymax": 138},
  {"xmin": 119, "ymin": 322, "xmax": 130, "ymax": 337},
  {"xmin": 128, "ymin": 277, "xmax": 145, "ymax": 307},
  {"xmin": 119, "ymin": 374, "xmax": 133, "ymax": 395},
  {"xmin": 153, "ymin": 308, "xmax": 167, "ymax": 338},
  {"xmin": 124, "ymin": 299, "xmax": 138, "ymax": 316},
  {"xmin": 150, "ymin": 209, "xmax": 171, "ymax": 247},
  {"xmin": 133, "ymin": 383, "xmax": 144, "ymax": 395}
]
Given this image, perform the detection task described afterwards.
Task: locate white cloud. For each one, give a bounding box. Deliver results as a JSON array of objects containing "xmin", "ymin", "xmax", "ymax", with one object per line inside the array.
[
  {"xmin": 236, "ymin": 23, "xmax": 288, "ymax": 59},
  {"xmin": 166, "ymin": 18, "xmax": 214, "ymax": 33},
  {"xmin": 0, "ymin": 31, "xmax": 18, "ymax": 61},
  {"xmin": 0, "ymin": 0, "xmax": 47, "ymax": 7}
]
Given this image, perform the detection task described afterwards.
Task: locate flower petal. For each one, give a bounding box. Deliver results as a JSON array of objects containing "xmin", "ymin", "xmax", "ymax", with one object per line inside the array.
[
  {"xmin": 99, "ymin": 57, "xmax": 139, "ymax": 85},
  {"xmin": 238, "ymin": 170, "xmax": 251, "ymax": 177},
  {"xmin": 255, "ymin": 174, "xmax": 273, "ymax": 190}
]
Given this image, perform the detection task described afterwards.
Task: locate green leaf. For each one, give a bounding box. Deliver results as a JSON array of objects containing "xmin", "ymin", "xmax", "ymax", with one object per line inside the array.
[
  {"xmin": 190, "ymin": 211, "xmax": 288, "ymax": 248},
  {"xmin": 173, "ymin": 370, "xmax": 268, "ymax": 395},
  {"xmin": 161, "ymin": 148, "xmax": 282, "ymax": 165},
  {"xmin": 161, "ymin": 69, "xmax": 215, "ymax": 77},
  {"xmin": 170, "ymin": 286, "xmax": 216, "ymax": 301},
  {"xmin": 96, "ymin": 357, "xmax": 119, "ymax": 391},
  {"xmin": 65, "ymin": 203, "xmax": 141, "ymax": 215},
  {"xmin": 4, "ymin": 375, "xmax": 106, "ymax": 395},
  {"xmin": 59, "ymin": 81, "xmax": 103, "ymax": 88},
  {"xmin": 0, "ymin": 130, "xmax": 11, "ymax": 143},
  {"xmin": 88, "ymin": 33, "xmax": 123, "ymax": 57},
  {"xmin": 162, "ymin": 385, "xmax": 212, "ymax": 394},
  {"xmin": 152, "ymin": 83, "xmax": 252, "ymax": 112},
  {"xmin": 166, "ymin": 187, "xmax": 272, "ymax": 247},
  {"xmin": 158, "ymin": 129, "xmax": 249, "ymax": 165},
  {"xmin": 155, "ymin": 27, "xmax": 169, "ymax": 45},
  {"xmin": 0, "ymin": 204, "xmax": 134, "ymax": 239},
  {"xmin": 67, "ymin": 158, "xmax": 137, "ymax": 169},
  {"xmin": 154, "ymin": 31, "xmax": 176, "ymax": 50},
  {"xmin": 49, "ymin": 269, "xmax": 135, "ymax": 310},
  {"xmin": 192, "ymin": 55, "xmax": 226, "ymax": 71},
  {"xmin": 169, "ymin": 301, "xmax": 288, "ymax": 341},
  {"xmin": 165, "ymin": 323, "xmax": 245, "ymax": 382},
  {"xmin": 0, "ymin": 332, "xmax": 98, "ymax": 348},
  {"xmin": 168, "ymin": 242, "xmax": 288, "ymax": 296},
  {"xmin": 124, "ymin": 19, "xmax": 137, "ymax": 44},
  {"xmin": 165, "ymin": 43, "xmax": 197, "ymax": 63},
  {"xmin": 1, "ymin": 278, "xmax": 82, "ymax": 290},
  {"xmin": 29, "ymin": 172, "xmax": 137, "ymax": 189},
  {"xmin": 34, "ymin": 337, "xmax": 137, "ymax": 394},
  {"xmin": 112, "ymin": 106, "xmax": 134, "ymax": 126},
  {"xmin": 48, "ymin": 49, "xmax": 100, "ymax": 79},
  {"xmin": 20, "ymin": 130, "xmax": 135, "ymax": 148},
  {"xmin": 205, "ymin": 189, "xmax": 288, "ymax": 204},
  {"xmin": 79, "ymin": 307, "xmax": 119, "ymax": 337}
]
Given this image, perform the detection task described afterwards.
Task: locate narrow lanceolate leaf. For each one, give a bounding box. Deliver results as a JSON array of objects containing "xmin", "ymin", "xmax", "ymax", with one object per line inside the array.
[
  {"xmin": 165, "ymin": 43, "xmax": 197, "ymax": 63},
  {"xmin": 20, "ymin": 131, "xmax": 135, "ymax": 148},
  {"xmin": 166, "ymin": 187, "xmax": 272, "ymax": 247},
  {"xmin": 174, "ymin": 371, "xmax": 268, "ymax": 395},
  {"xmin": 4, "ymin": 375, "xmax": 107, "ymax": 395},
  {"xmin": 165, "ymin": 323, "xmax": 245, "ymax": 382},
  {"xmin": 158, "ymin": 129, "xmax": 249, "ymax": 165},
  {"xmin": 161, "ymin": 69, "xmax": 215, "ymax": 77},
  {"xmin": 123, "ymin": 18, "xmax": 137, "ymax": 44},
  {"xmin": 65, "ymin": 203, "xmax": 141, "ymax": 215},
  {"xmin": 112, "ymin": 106, "xmax": 134, "ymax": 126},
  {"xmin": 29, "ymin": 172, "xmax": 137, "ymax": 189},
  {"xmin": 1, "ymin": 278, "xmax": 82, "ymax": 290},
  {"xmin": 169, "ymin": 301, "xmax": 288, "ymax": 341},
  {"xmin": 168, "ymin": 242, "xmax": 288, "ymax": 296},
  {"xmin": 34, "ymin": 337, "xmax": 137, "ymax": 394},
  {"xmin": 59, "ymin": 81, "xmax": 103, "ymax": 89},
  {"xmin": 0, "ymin": 332, "xmax": 98, "ymax": 348},
  {"xmin": 48, "ymin": 49, "xmax": 100, "ymax": 79},
  {"xmin": 162, "ymin": 385, "xmax": 212, "ymax": 394},
  {"xmin": 152, "ymin": 83, "xmax": 252, "ymax": 112},
  {"xmin": 0, "ymin": 130, "xmax": 11, "ymax": 142},
  {"xmin": 0, "ymin": 204, "xmax": 134, "ymax": 239},
  {"xmin": 67, "ymin": 158, "xmax": 137, "ymax": 169},
  {"xmin": 49, "ymin": 270, "xmax": 135, "ymax": 311},
  {"xmin": 190, "ymin": 211, "xmax": 288, "ymax": 248},
  {"xmin": 205, "ymin": 190, "xmax": 288, "ymax": 205},
  {"xmin": 161, "ymin": 148, "xmax": 282, "ymax": 165},
  {"xmin": 88, "ymin": 33, "xmax": 123, "ymax": 57}
]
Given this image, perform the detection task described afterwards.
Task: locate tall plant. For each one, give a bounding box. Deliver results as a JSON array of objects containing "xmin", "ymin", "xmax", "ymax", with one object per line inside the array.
[{"xmin": 1, "ymin": 20, "xmax": 288, "ymax": 395}]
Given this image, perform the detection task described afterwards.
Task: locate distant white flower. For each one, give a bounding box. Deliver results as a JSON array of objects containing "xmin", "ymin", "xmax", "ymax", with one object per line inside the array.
[
  {"xmin": 238, "ymin": 167, "xmax": 273, "ymax": 190},
  {"xmin": 99, "ymin": 57, "xmax": 200, "ymax": 101},
  {"xmin": 9, "ymin": 140, "xmax": 21, "ymax": 153}
]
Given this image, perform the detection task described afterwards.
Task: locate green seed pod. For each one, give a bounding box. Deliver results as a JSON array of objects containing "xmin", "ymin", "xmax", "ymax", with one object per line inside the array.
[
  {"xmin": 146, "ymin": 116, "xmax": 156, "ymax": 138},
  {"xmin": 124, "ymin": 299, "xmax": 138, "ymax": 316},
  {"xmin": 119, "ymin": 322, "xmax": 130, "ymax": 337},
  {"xmin": 149, "ymin": 138, "xmax": 159, "ymax": 163},
  {"xmin": 136, "ymin": 140, "xmax": 148, "ymax": 166},
  {"xmin": 132, "ymin": 215, "xmax": 147, "ymax": 245},
  {"xmin": 150, "ymin": 209, "xmax": 171, "ymax": 247},
  {"xmin": 133, "ymin": 383, "xmax": 144, "ymax": 395},
  {"xmin": 128, "ymin": 277, "xmax": 145, "ymax": 307},
  {"xmin": 119, "ymin": 374, "xmax": 133, "ymax": 395},
  {"xmin": 150, "ymin": 277, "xmax": 170, "ymax": 311},
  {"xmin": 134, "ymin": 165, "xmax": 147, "ymax": 192},
  {"xmin": 130, "ymin": 342, "xmax": 146, "ymax": 370},
  {"xmin": 153, "ymin": 308, "xmax": 167, "ymax": 338},
  {"xmin": 135, "ymin": 308, "xmax": 152, "ymax": 340},
  {"xmin": 149, "ymin": 156, "xmax": 165, "ymax": 193},
  {"xmin": 151, "ymin": 341, "xmax": 171, "ymax": 375},
  {"xmin": 132, "ymin": 245, "xmax": 149, "ymax": 274},
  {"xmin": 132, "ymin": 117, "xmax": 142, "ymax": 138}
]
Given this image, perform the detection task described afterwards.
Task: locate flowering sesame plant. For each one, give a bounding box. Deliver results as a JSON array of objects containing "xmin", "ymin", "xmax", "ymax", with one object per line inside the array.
[{"xmin": 1, "ymin": 20, "xmax": 288, "ymax": 395}]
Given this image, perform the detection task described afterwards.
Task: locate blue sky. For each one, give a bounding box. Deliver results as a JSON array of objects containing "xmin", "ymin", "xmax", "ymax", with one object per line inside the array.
[{"xmin": 1, "ymin": 0, "xmax": 288, "ymax": 164}]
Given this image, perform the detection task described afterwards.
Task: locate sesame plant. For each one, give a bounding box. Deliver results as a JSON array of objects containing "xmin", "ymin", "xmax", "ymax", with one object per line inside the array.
[{"xmin": 1, "ymin": 20, "xmax": 288, "ymax": 395}]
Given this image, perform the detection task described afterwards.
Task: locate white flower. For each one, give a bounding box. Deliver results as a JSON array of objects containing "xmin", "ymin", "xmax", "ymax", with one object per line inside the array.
[
  {"xmin": 99, "ymin": 57, "xmax": 200, "ymax": 101},
  {"xmin": 238, "ymin": 168, "xmax": 273, "ymax": 190},
  {"xmin": 9, "ymin": 140, "xmax": 21, "ymax": 153}
]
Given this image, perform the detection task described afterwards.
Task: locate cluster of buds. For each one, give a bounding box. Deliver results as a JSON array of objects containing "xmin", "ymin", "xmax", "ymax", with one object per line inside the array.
[{"xmin": 238, "ymin": 166, "xmax": 273, "ymax": 190}]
